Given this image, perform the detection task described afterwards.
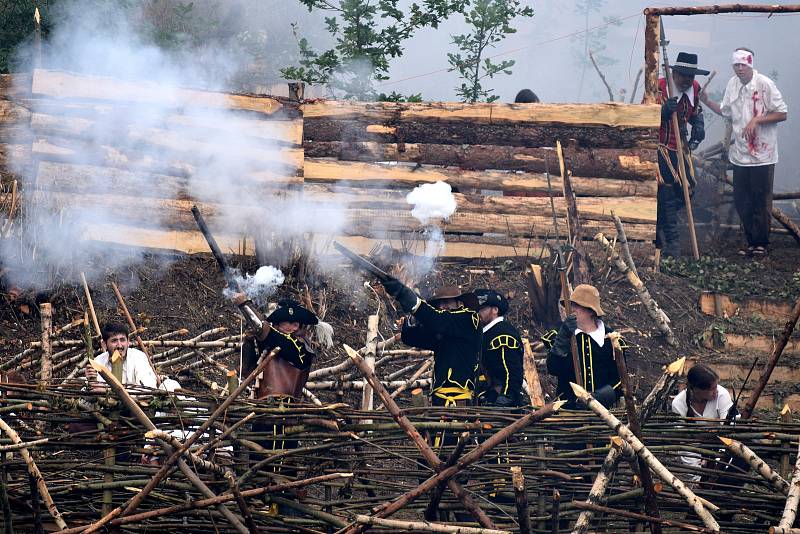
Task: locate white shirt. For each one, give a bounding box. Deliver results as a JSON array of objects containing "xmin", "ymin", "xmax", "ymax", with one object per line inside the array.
[
  {"xmin": 671, "ymin": 385, "xmax": 733, "ymax": 419},
  {"xmin": 720, "ymin": 70, "xmax": 788, "ymax": 166},
  {"xmin": 482, "ymin": 316, "xmax": 504, "ymax": 333},
  {"xmin": 94, "ymin": 347, "xmax": 158, "ymax": 388},
  {"xmin": 575, "ymin": 320, "xmax": 606, "ymax": 348}
]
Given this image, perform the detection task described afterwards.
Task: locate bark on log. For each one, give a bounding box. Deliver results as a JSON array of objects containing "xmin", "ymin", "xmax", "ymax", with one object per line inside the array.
[
  {"xmin": 644, "ymin": 5, "xmax": 800, "ymax": 15},
  {"xmin": 360, "ymin": 314, "xmax": 379, "ymax": 412},
  {"xmin": 38, "ymin": 303, "xmax": 52, "ymax": 390},
  {"xmin": 511, "ymin": 466, "xmax": 531, "ymax": 534},
  {"xmin": 570, "ymin": 382, "xmax": 720, "ymax": 531},
  {"xmin": 772, "ymin": 419, "xmax": 800, "ymax": 534},
  {"xmin": 571, "ymin": 502, "xmax": 715, "ymax": 533},
  {"xmin": 643, "ymin": 15, "xmax": 660, "ymax": 104},
  {"xmin": 718, "ymin": 436, "xmax": 789, "ymax": 495},
  {"xmin": 304, "ymin": 118, "xmax": 658, "ymax": 149},
  {"xmin": 0, "ymin": 416, "xmax": 67, "ymax": 529},
  {"xmin": 595, "ymin": 233, "xmax": 676, "ymax": 345},
  {"xmin": 741, "ymin": 298, "xmax": 800, "ymax": 419},
  {"xmin": 424, "ymin": 432, "xmax": 469, "ymax": 521},
  {"xmin": 303, "ymin": 141, "xmax": 657, "ymax": 180},
  {"xmin": 522, "ymin": 337, "xmax": 545, "ymax": 407}
]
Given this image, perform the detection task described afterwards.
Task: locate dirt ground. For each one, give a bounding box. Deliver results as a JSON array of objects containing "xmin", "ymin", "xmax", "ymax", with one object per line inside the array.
[{"xmin": 1, "ymin": 229, "xmax": 798, "ymax": 403}]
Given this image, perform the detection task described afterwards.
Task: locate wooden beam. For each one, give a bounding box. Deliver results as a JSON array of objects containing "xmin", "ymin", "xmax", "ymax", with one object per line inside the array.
[
  {"xmin": 304, "ymin": 141, "xmax": 657, "ymax": 181},
  {"xmin": 643, "ymin": 14, "xmax": 660, "ymax": 104},
  {"xmin": 31, "ymin": 69, "xmax": 300, "ymax": 118},
  {"xmin": 644, "ymin": 5, "xmax": 800, "ymax": 16},
  {"xmin": 305, "ymin": 159, "xmax": 658, "ymax": 197}
]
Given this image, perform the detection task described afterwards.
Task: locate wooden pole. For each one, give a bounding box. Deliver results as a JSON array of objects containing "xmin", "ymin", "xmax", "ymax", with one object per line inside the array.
[
  {"xmin": 110, "ymin": 282, "xmax": 159, "ymax": 385},
  {"xmin": 522, "ymin": 337, "xmax": 545, "ymax": 407},
  {"xmin": 424, "ymin": 432, "xmax": 469, "ymax": 521},
  {"xmin": 718, "ymin": 437, "xmax": 789, "ymax": 495},
  {"xmin": 343, "ymin": 344, "xmax": 498, "ymax": 530},
  {"xmin": 610, "ymin": 332, "xmax": 662, "ymax": 533},
  {"xmin": 644, "ymin": 5, "xmax": 800, "ymax": 16},
  {"xmin": 38, "ymin": 303, "xmax": 52, "ymax": 390},
  {"xmin": 33, "ymin": 8, "xmax": 41, "ymax": 70},
  {"xmin": 771, "ymin": 425, "xmax": 800, "ymax": 534},
  {"xmin": 643, "ymin": 14, "xmax": 660, "ymax": 103},
  {"xmin": 558, "ymin": 272, "xmax": 584, "ymax": 389},
  {"xmin": 79, "ymin": 272, "xmax": 102, "ymax": 337},
  {"xmin": 781, "ymin": 405, "xmax": 793, "ymax": 478},
  {"xmin": 570, "ymin": 382, "xmax": 719, "ymax": 531},
  {"xmin": 360, "ymin": 313, "xmax": 379, "ymax": 413},
  {"xmin": 741, "ymin": 298, "xmax": 800, "ymax": 419},
  {"xmin": 571, "ymin": 501, "xmax": 716, "ymax": 533},
  {"xmin": 511, "ymin": 466, "xmax": 532, "ymax": 534},
  {"xmin": 0, "ymin": 417, "xmax": 67, "ymax": 529},
  {"xmin": 354, "ymin": 515, "xmax": 510, "ymax": 534},
  {"xmin": 550, "ymin": 488, "xmax": 561, "ymax": 534}
]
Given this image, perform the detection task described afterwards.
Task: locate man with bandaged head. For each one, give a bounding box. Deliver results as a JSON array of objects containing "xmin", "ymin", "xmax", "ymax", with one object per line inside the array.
[{"xmin": 706, "ymin": 48, "xmax": 788, "ymax": 258}]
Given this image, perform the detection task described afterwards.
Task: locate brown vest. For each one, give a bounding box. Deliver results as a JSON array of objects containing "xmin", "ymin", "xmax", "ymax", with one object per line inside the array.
[{"xmin": 255, "ymin": 356, "xmax": 309, "ymax": 399}]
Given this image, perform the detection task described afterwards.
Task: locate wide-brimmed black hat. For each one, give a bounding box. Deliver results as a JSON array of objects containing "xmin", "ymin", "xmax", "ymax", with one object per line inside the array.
[
  {"xmin": 474, "ymin": 289, "xmax": 509, "ymax": 316},
  {"xmin": 428, "ymin": 286, "xmax": 478, "ymax": 310},
  {"xmin": 267, "ymin": 299, "xmax": 318, "ymax": 325},
  {"xmin": 671, "ymin": 52, "xmax": 710, "ymax": 76}
]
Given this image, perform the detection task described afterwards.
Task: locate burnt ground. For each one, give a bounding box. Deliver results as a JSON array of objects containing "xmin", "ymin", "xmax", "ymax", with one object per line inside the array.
[{"xmin": 1, "ymin": 229, "xmax": 799, "ymax": 404}]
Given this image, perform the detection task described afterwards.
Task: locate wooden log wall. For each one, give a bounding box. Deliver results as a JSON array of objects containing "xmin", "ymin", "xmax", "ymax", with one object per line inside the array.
[
  {"xmin": 1, "ymin": 70, "xmax": 660, "ymax": 258},
  {"xmin": 302, "ymin": 99, "xmax": 659, "ymax": 257}
]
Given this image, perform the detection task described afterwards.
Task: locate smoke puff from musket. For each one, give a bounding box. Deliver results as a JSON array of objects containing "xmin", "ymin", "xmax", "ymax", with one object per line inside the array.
[
  {"xmin": 224, "ymin": 266, "xmax": 285, "ymax": 307},
  {"xmin": 405, "ymin": 181, "xmax": 457, "ymax": 225}
]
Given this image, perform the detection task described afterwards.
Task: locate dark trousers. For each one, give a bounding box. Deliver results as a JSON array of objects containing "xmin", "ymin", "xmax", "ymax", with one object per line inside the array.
[
  {"xmin": 655, "ymin": 149, "xmax": 691, "ymax": 257},
  {"xmin": 733, "ymin": 164, "xmax": 774, "ymax": 247}
]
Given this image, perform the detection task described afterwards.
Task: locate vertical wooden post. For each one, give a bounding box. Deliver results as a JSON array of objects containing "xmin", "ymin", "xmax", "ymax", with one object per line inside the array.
[
  {"xmin": 643, "ymin": 12, "xmax": 660, "ymax": 104},
  {"xmin": 536, "ymin": 440, "xmax": 547, "ymax": 531},
  {"xmin": 33, "ymin": 8, "xmax": 42, "ymax": 70},
  {"xmin": 780, "ymin": 404, "xmax": 793, "ymax": 478},
  {"xmin": 550, "ymin": 488, "xmax": 561, "ymax": 534},
  {"xmin": 511, "ymin": 466, "xmax": 531, "ymax": 534},
  {"xmin": 80, "ymin": 272, "xmax": 102, "ymax": 337},
  {"xmin": 39, "ymin": 303, "xmax": 52, "ymax": 391},
  {"xmin": 360, "ymin": 314, "xmax": 379, "ymax": 413},
  {"xmin": 522, "ymin": 336, "xmax": 545, "ymax": 407}
]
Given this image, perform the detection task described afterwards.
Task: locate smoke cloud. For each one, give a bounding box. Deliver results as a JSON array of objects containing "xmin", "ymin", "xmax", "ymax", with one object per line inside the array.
[{"xmin": 224, "ymin": 265, "xmax": 285, "ymax": 307}]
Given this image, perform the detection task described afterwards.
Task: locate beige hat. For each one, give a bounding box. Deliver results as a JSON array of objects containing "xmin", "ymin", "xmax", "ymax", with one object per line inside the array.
[
  {"xmin": 428, "ymin": 285, "xmax": 478, "ymax": 310},
  {"xmin": 563, "ymin": 284, "xmax": 604, "ymax": 317}
]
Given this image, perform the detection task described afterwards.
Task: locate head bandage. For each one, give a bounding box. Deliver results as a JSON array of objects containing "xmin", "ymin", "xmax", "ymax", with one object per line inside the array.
[{"xmin": 732, "ymin": 49, "xmax": 753, "ymax": 68}]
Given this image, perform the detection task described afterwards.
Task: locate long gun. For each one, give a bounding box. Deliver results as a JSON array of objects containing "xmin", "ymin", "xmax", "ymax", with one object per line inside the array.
[
  {"xmin": 333, "ymin": 241, "xmax": 393, "ymax": 283},
  {"xmin": 191, "ymin": 205, "xmax": 265, "ymax": 332},
  {"xmin": 659, "ymin": 17, "xmax": 700, "ymax": 260},
  {"xmin": 726, "ymin": 357, "xmax": 759, "ymax": 425}
]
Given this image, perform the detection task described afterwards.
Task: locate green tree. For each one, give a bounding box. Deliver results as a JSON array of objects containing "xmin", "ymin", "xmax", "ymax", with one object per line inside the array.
[
  {"xmin": 447, "ymin": 0, "xmax": 532, "ymax": 103},
  {"xmin": 281, "ymin": 0, "xmax": 467, "ymax": 99}
]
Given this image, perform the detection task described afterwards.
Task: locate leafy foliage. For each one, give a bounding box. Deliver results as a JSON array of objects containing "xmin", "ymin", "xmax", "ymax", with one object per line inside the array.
[
  {"xmin": 281, "ymin": 0, "xmax": 467, "ymax": 99},
  {"xmin": 447, "ymin": 0, "xmax": 532, "ymax": 103},
  {"xmin": 662, "ymin": 256, "xmax": 800, "ymax": 300}
]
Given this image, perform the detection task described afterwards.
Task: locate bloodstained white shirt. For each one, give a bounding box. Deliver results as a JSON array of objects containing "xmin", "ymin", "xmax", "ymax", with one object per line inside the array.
[{"xmin": 720, "ymin": 70, "xmax": 788, "ymax": 166}]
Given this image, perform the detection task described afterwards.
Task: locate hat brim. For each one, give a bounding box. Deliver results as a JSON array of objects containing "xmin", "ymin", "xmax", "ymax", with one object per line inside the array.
[
  {"xmin": 430, "ymin": 292, "xmax": 478, "ymax": 310},
  {"xmin": 672, "ymin": 65, "xmax": 710, "ymax": 76},
  {"xmin": 560, "ymin": 296, "xmax": 605, "ymax": 317}
]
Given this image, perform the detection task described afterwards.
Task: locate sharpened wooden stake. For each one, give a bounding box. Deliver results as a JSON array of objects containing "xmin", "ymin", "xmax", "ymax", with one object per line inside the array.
[
  {"xmin": 771, "ymin": 414, "xmax": 800, "ymax": 534},
  {"xmin": 570, "ymin": 382, "xmax": 719, "ymax": 531},
  {"xmin": 511, "ymin": 466, "xmax": 531, "ymax": 534}
]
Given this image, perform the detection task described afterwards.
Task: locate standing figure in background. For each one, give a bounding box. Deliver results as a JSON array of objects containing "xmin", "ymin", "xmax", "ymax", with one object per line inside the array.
[
  {"xmin": 474, "ymin": 289, "xmax": 524, "ymax": 407},
  {"xmin": 542, "ymin": 284, "xmax": 625, "ymax": 409},
  {"xmin": 706, "ymin": 48, "xmax": 788, "ymax": 258},
  {"xmin": 655, "ymin": 52, "xmax": 709, "ymax": 258}
]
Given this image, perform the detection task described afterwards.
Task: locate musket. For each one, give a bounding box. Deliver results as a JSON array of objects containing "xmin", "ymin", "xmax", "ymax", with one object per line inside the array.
[
  {"xmin": 333, "ymin": 241, "xmax": 393, "ymax": 284},
  {"xmin": 659, "ymin": 17, "xmax": 700, "ymax": 260},
  {"xmin": 726, "ymin": 356, "xmax": 759, "ymax": 425},
  {"xmin": 191, "ymin": 206, "xmax": 265, "ymax": 332}
]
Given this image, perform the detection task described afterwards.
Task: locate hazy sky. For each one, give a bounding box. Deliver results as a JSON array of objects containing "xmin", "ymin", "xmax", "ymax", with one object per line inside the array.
[{"xmin": 373, "ymin": 1, "xmax": 799, "ymax": 190}]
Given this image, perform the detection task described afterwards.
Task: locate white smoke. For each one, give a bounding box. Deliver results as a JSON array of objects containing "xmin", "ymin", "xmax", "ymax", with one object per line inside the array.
[
  {"xmin": 3, "ymin": 2, "xmax": 348, "ymax": 289},
  {"xmin": 224, "ymin": 265, "xmax": 285, "ymax": 307},
  {"xmin": 405, "ymin": 181, "xmax": 457, "ymax": 225}
]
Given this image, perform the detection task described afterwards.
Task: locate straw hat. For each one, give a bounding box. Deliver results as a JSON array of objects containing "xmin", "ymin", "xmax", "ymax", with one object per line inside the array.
[
  {"xmin": 428, "ymin": 285, "xmax": 478, "ymax": 310},
  {"xmin": 563, "ymin": 284, "xmax": 604, "ymax": 317}
]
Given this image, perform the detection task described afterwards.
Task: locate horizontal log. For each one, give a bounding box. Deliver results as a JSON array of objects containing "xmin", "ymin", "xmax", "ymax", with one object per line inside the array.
[
  {"xmin": 303, "ymin": 100, "xmax": 660, "ymax": 128},
  {"xmin": 30, "ymin": 109, "xmax": 302, "ymax": 146},
  {"xmin": 0, "ymin": 100, "xmax": 31, "ymax": 125},
  {"xmin": 305, "ymin": 159, "xmax": 657, "ymax": 197},
  {"xmin": 720, "ymin": 333, "xmax": 800, "ymax": 356},
  {"xmin": 699, "ymin": 292, "xmax": 796, "ymax": 322},
  {"xmin": 35, "ymin": 161, "xmax": 301, "ymax": 200},
  {"xmin": 644, "ymin": 5, "xmax": 800, "ymax": 15},
  {"xmin": 31, "ymin": 190, "xmax": 655, "ymax": 239},
  {"xmin": 304, "ymin": 118, "xmax": 657, "ymax": 149},
  {"xmin": 32, "ymin": 69, "xmax": 300, "ymax": 118},
  {"xmin": 303, "ymin": 141, "xmax": 657, "ymax": 180},
  {"xmin": 32, "ymin": 131, "xmax": 303, "ymax": 173}
]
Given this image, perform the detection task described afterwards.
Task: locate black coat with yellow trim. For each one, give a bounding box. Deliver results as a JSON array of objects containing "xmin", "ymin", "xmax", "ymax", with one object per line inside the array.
[
  {"xmin": 542, "ymin": 325, "xmax": 626, "ymax": 407},
  {"xmin": 242, "ymin": 325, "xmax": 316, "ymax": 377},
  {"xmin": 480, "ymin": 319, "xmax": 524, "ymax": 405},
  {"xmin": 401, "ymin": 301, "xmax": 482, "ymax": 394}
]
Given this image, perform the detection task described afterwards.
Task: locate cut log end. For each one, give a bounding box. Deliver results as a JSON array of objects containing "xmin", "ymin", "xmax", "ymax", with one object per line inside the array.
[
  {"xmin": 781, "ymin": 403, "xmax": 792, "ymax": 415},
  {"xmin": 343, "ymin": 344, "xmax": 361, "ymax": 361},
  {"xmin": 666, "ymin": 356, "xmax": 687, "ymax": 375},
  {"xmin": 718, "ymin": 436, "xmax": 734, "ymax": 446},
  {"xmin": 552, "ymin": 400, "xmax": 568, "ymax": 411},
  {"xmin": 569, "ymin": 382, "xmax": 589, "ymax": 400}
]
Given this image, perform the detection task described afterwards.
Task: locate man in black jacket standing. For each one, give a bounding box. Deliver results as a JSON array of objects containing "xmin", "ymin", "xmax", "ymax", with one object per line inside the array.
[
  {"xmin": 383, "ymin": 281, "xmax": 482, "ymax": 407},
  {"xmin": 474, "ymin": 289, "xmax": 524, "ymax": 407}
]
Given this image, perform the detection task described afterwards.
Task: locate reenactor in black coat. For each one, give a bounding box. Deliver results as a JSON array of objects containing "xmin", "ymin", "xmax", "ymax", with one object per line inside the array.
[
  {"xmin": 474, "ymin": 289, "xmax": 525, "ymax": 407},
  {"xmin": 382, "ymin": 281, "xmax": 482, "ymax": 407},
  {"xmin": 542, "ymin": 284, "xmax": 626, "ymax": 409}
]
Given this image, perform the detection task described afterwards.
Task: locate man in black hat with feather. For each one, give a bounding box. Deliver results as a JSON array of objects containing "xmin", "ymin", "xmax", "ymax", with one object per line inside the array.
[{"xmin": 656, "ymin": 51, "xmax": 708, "ymax": 258}]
